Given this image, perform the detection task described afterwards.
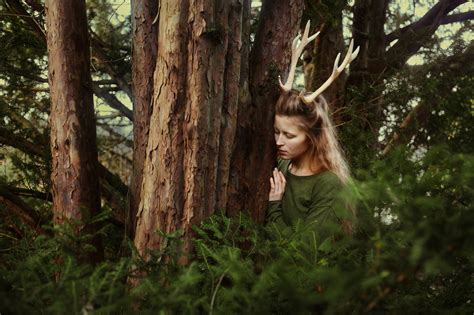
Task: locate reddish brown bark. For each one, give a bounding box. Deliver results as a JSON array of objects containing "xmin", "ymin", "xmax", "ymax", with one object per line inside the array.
[
  {"xmin": 45, "ymin": 0, "xmax": 102, "ymax": 261},
  {"xmin": 180, "ymin": 0, "xmax": 233, "ymax": 256},
  {"xmin": 133, "ymin": 0, "xmax": 303, "ymax": 260},
  {"xmin": 134, "ymin": 0, "xmax": 189, "ymax": 257},
  {"xmin": 133, "ymin": 0, "xmax": 246, "ymax": 260},
  {"xmin": 129, "ymin": 0, "xmax": 158, "ymax": 238}
]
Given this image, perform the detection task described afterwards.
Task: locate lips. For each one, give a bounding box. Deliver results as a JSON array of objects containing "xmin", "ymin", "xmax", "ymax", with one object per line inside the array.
[{"xmin": 278, "ymin": 150, "xmax": 287, "ymax": 155}]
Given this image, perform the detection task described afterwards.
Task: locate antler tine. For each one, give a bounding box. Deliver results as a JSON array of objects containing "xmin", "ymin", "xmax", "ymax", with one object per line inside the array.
[
  {"xmin": 279, "ymin": 21, "xmax": 320, "ymax": 91},
  {"xmin": 302, "ymin": 39, "xmax": 360, "ymax": 104}
]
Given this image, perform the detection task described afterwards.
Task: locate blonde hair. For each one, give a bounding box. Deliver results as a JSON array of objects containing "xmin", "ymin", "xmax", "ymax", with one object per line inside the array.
[{"xmin": 275, "ymin": 90, "xmax": 350, "ymax": 184}]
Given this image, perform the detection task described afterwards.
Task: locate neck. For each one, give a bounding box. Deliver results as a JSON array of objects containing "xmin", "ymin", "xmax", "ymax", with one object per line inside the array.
[{"xmin": 290, "ymin": 154, "xmax": 322, "ymax": 175}]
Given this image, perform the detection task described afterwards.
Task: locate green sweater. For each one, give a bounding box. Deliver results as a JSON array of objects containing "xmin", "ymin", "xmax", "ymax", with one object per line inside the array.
[{"xmin": 266, "ymin": 159, "xmax": 347, "ymax": 239}]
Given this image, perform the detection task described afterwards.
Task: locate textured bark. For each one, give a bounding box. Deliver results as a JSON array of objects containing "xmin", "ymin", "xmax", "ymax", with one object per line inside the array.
[
  {"xmin": 133, "ymin": 0, "xmax": 304, "ymax": 259},
  {"xmin": 134, "ymin": 0, "xmax": 189, "ymax": 257},
  {"xmin": 133, "ymin": 0, "xmax": 248, "ymax": 260},
  {"xmin": 45, "ymin": 0, "xmax": 103, "ymax": 261},
  {"xmin": 129, "ymin": 0, "xmax": 158, "ymax": 238},
  {"xmin": 227, "ymin": 0, "xmax": 304, "ymax": 222},
  {"xmin": 180, "ymin": 0, "xmax": 232, "ymax": 255},
  {"xmin": 215, "ymin": 0, "xmax": 244, "ymax": 212}
]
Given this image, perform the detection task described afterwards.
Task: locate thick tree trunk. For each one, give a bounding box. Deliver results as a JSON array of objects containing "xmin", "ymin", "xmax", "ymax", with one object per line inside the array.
[
  {"xmin": 134, "ymin": 0, "xmax": 304, "ymax": 260},
  {"xmin": 340, "ymin": 0, "xmax": 389, "ymax": 166},
  {"xmin": 134, "ymin": 0, "xmax": 244, "ymax": 260},
  {"xmin": 129, "ymin": 0, "xmax": 158, "ymax": 238},
  {"xmin": 134, "ymin": 0, "xmax": 189, "ymax": 257},
  {"xmin": 227, "ymin": 0, "xmax": 304, "ymax": 222},
  {"xmin": 215, "ymin": 0, "xmax": 244, "ymax": 213},
  {"xmin": 45, "ymin": 0, "xmax": 103, "ymax": 261}
]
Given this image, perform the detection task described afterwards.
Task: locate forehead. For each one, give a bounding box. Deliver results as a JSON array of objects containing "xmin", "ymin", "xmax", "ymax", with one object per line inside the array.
[{"xmin": 274, "ymin": 115, "xmax": 304, "ymax": 132}]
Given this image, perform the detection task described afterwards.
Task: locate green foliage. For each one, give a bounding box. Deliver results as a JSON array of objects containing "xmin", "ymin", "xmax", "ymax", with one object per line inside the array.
[{"xmin": 1, "ymin": 145, "xmax": 473, "ymax": 313}]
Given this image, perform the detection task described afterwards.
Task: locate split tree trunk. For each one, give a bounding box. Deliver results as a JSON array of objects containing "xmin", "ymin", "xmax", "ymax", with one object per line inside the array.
[{"xmin": 45, "ymin": 0, "xmax": 103, "ymax": 261}]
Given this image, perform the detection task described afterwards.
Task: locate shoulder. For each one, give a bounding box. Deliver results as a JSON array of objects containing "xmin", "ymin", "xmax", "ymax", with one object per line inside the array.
[{"xmin": 312, "ymin": 171, "xmax": 344, "ymax": 196}]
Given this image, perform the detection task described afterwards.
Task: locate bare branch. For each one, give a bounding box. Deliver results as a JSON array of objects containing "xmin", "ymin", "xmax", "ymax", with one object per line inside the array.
[
  {"xmin": 5, "ymin": 0, "xmax": 133, "ymax": 106},
  {"xmin": 0, "ymin": 126, "xmax": 129, "ymax": 197},
  {"xmin": 439, "ymin": 11, "xmax": 474, "ymax": 25},
  {"xmin": 91, "ymin": 84, "xmax": 134, "ymax": 121},
  {"xmin": 384, "ymin": 0, "xmax": 469, "ymax": 73},
  {"xmin": 0, "ymin": 188, "xmax": 46, "ymax": 234},
  {"xmin": 386, "ymin": 0, "xmax": 468, "ymax": 42},
  {"xmin": 7, "ymin": 187, "xmax": 52, "ymax": 201}
]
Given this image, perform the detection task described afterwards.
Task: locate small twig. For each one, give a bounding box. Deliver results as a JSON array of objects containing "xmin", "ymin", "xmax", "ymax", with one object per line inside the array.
[{"xmin": 210, "ymin": 269, "xmax": 229, "ymax": 315}]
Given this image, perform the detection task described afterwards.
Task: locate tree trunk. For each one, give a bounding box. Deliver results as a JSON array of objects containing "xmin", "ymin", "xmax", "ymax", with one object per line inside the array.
[
  {"xmin": 134, "ymin": 0, "xmax": 189, "ymax": 258},
  {"xmin": 45, "ymin": 0, "xmax": 103, "ymax": 262},
  {"xmin": 134, "ymin": 0, "xmax": 304, "ymax": 260},
  {"xmin": 302, "ymin": 1, "xmax": 347, "ymax": 113},
  {"xmin": 227, "ymin": 0, "xmax": 304, "ymax": 222},
  {"xmin": 129, "ymin": 0, "xmax": 158, "ymax": 239},
  {"xmin": 341, "ymin": 0, "xmax": 389, "ymax": 167}
]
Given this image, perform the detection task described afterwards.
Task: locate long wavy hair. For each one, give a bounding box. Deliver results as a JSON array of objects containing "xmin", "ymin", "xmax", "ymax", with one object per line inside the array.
[
  {"xmin": 275, "ymin": 90, "xmax": 350, "ymax": 184},
  {"xmin": 275, "ymin": 90, "xmax": 354, "ymax": 234}
]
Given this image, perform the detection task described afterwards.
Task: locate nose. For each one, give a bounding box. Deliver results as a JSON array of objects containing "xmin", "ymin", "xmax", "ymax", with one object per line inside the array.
[{"xmin": 276, "ymin": 134, "xmax": 284, "ymax": 147}]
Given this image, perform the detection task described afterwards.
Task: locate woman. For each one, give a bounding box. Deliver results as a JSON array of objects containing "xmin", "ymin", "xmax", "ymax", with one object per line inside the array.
[{"xmin": 266, "ymin": 22, "xmax": 358, "ymax": 239}]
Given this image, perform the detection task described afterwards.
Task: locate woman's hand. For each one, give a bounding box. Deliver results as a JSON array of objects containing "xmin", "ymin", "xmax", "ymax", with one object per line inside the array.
[{"xmin": 269, "ymin": 168, "xmax": 286, "ymax": 201}]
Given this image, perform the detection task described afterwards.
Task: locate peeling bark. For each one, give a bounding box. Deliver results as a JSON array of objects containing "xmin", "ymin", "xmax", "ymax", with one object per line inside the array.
[
  {"xmin": 134, "ymin": 0, "xmax": 189, "ymax": 258},
  {"xmin": 45, "ymin": 0, "xmax": 103, "ymax": 261},
  {"xmin": 129, "ymin": 0, "xmax": 158, "ymax": 238}
]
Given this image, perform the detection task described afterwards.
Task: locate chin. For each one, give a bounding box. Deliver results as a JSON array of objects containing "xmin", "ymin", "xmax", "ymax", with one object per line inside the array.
[{"xmin": 278, "ymin": 153, "xmax": 290, "ymax": 160}]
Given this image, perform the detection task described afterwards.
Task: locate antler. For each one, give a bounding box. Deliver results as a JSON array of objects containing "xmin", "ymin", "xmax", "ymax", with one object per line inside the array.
[
  {"xmin": 279, "ymin": 21, "xmax": 320, "ymax": 92},
  {"xmin": 301, "ymin": 39, "xmax": 360, "ymax": 104}
]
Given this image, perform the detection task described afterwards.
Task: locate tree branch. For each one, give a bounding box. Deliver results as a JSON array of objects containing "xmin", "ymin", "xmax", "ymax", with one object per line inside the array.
[
  {"xmin": 90, "ymin": 36, "xmax": 133, "ymax": 100},
  {"xmin": 4, "ymin": 0, "xmax": 46, "ymax": 41},
  {"xmin": 5, "ymin": 0, "xmax": 133, "ymax": 109},
  {"xmin": 7, "ymin": 187, "xmax": 52, "ymax": 201},
  {"xmin": 386, "ymin": 0, "xmax": 468, "ymax": 42},
  {"xmin": 0, "ymin": 187, "xmax": 46, "ymax": 234},
  {"xmin": 439, "ymin": 11, "xmax": 474, "ymax": 25},
  {"xmin": 382, "ymin": 42, "xmax": 474, "ymax": 155},
  {"xmin": 384, "ymin": 0, "xmax": 469, "ymax": 74},
  {"xmin": 0, "ymin": 126, "xmax": 128, "ymax": 197},
  {"xmin": 91, "ymin": 84, "xmax": 134, "ymax": 121}
]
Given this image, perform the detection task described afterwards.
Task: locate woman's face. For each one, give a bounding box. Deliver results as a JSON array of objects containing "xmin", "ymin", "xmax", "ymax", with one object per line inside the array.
[{"xmin": 274, "ymin": 115, "xmax": 310, "ymax": 160}]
